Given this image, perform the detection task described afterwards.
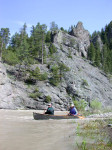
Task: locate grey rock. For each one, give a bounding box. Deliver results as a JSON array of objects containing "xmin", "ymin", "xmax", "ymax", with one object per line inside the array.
[
  {"xmin": 0, "ymin": 22, "xmax": 112, "ymax": 110},
  {"xmin": 108, "ymin": 124, "xmax": 112, "ymax": 127},
  {"xmin": 52, "ymin": 22, "xmax": 90, "ymax": 58}
]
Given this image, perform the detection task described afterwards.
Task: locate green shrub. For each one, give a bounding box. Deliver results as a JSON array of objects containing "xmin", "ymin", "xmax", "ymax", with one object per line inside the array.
[
  {"xmin": 29, "ymin": 88, "xmax": 41, "ymax": 99},
  {"xmin": 58, "ymin": 62, "xmax": 70, "ymax": 72},
  {"xmin": 70, "ymin": 38, "xmax": 76, "ymax": 47},
  {"xmin": 34, "ymin": 88, "xmax": 39, "ymax": 93},
  {"xmin": 3, "ymin": 51, "xmax": 19, "ymax": 65},
  {"xmin": 63, "ymin": 38, "xmax": 66, "ymax": 44},
  {"xmin": 29, "ymin": 92, "xmax": 41, "ymax": 99},
  {"xmin": 90, "ymin": 99, "xmax": 102, "ymax": 110},
  {"xmin": 27, "ymin": 57, "xmax": 36, "ymax": 65},
  {"xmin": 82, "ymin": 79, "xmax": 89, "ymax": 86},
  {"xmin": 27, "ymin": 68, "xmax": 48, "ymax": 82},
  {"xmin": 40, "ymin": 72, "xmax": 48, "ymax": 81},
  {"xmin": 68, "ymin": 48, "xmax": 72, "ymax": 58},
  {"xmin": 29, "ymin": 67, "xmax": 41, "ymax": 80},
  {"xmin": 49, "ymin": 43, "xmax": 57, "ymax": 54},
  {"xmin": 49, "ymin": 77, "xmax": 60, "ymax": 86},
  {"xmin": 45, "ymin": 95, "xmax": 51, "ymax": 103},
  {"xmin": 74, "ymin": 99, "xmax": 88, "ymax": 111},
  {"xmin": 49, "ymin": 65, "xmax": 60, "ymax": 86},
  {"xmin": 60, "ymin": 44, "xmax": 63, "ymax": 50}
]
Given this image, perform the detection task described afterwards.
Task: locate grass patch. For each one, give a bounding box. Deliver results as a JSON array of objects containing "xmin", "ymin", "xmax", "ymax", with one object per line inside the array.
[
  {"xmin": 29, "ymin": 88, "xmax": 42, "ymax": 99},
  {"xmin": 45, "ymin": 95, "xmax": 51, "ymax": 103},
  {"xmin": 75, "ymin": 119, "xmax": 112, "ymax": 150},
  {"xmin": 90, "ymin": 99, "xmax": 102, "ymax": 110}
]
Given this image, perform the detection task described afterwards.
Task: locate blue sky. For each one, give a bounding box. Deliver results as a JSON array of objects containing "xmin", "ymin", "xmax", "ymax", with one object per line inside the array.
[{"xmin": 0, "ymin": 0, "xmax": 112, "ymax": 36}]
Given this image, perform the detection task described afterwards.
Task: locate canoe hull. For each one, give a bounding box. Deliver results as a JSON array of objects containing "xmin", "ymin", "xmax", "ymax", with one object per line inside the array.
[{"xmin": 33, "ymin": 112, "xmax": 80, "ymax": 120}]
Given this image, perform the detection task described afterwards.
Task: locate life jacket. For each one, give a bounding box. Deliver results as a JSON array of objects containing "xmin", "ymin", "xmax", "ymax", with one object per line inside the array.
[{"xmin": 70, "ymin": 107, "xmax": 78, "ymax": 115}]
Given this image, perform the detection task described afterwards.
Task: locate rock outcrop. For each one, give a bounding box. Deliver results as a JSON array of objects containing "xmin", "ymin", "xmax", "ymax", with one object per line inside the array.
[
  {"xmin": 0, "ymin": 62, "xmax": 44, "ymax": 110},
  {"xmin": 0, "ymin": 22, "xmax": 112, "ymax": 110},
  {"xmin": 0, "ymin": 50, "xmax": 112, "ymax": 110},
  {"xmin": 52, "ymin": 22, "xmax": 90, "ymax": 58}
]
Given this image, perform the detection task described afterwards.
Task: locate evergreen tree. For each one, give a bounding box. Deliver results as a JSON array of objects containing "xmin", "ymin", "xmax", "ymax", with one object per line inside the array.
[
  {"xmin": 87, "ymin": 43, "xmax": 95, "ymax": 62},
  {"xmin": 11, "ymin": 32, "xmax": 21, "ymax": 51},
  {"xmin": 68, "ymin": 25, "xmax": 74, "ymax": 33},
  {"xmin": 102, "ymin": 44, "xmax": 108, "ymax": 71},
  {"xmin": 94, "ymin": 42, "xmax": 101, "ymax": 67},
  {"xmin": 58, "ymin": 62, "xmax": 70, "ymax": 81},
  {"xmin": 41, "ymin": 24, "xmax": 47, "ymax": 64},
  {"xmin": 60, "ymin": 27, "xmax": 64, "ymax": 31},
  {"xmin": 50, "ymin": 65, "xmax": 60, "ymax": 86},
  {"xmin": 45, "ymin": 31, "xmax": 51, "ymax": 43},
  {"xmin": 91, "ymin": 31, "xmax": 100, "ymax": 41},
  {"xmin": 50, "ymin": 21, "xmax": 58, "ymax": 33},
  {"xmin": 0, "ymin": 28, "xmax": 10, "ymax": 61},
  {"xmin": 60, "ymin": 27, "xmax": 68, "ymax": 33},
  {"xmin": 30, "ymin": 23, "xmax": 47, "ymax": 64},
  {"xmin": 18, "ymin": 23, "xmax": 29, "ymax": 64},
  {"xmin": 49, "ymin": 43, "xmax": 57, "ymax": 55},
  {"xmin": 100, "ymin": 21, "xmax": 112, "ymax": 74}
]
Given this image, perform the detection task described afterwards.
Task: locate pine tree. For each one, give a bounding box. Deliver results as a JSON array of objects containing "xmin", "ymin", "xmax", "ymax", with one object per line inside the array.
[
  {"xmin": 45, "ymin": 31, "xmax": 51, "ymax": 43},
  {"xmin": 94, "ymin": 42, "xmax": 101, "ymax": 67},
  {"xmin": 50, "ymin": 65, "xmax": 60, "ymax": 86},
  {"xmin": 18, "ymin": 23, "xmax": 29, "ymax": 64},
  {"xmin": 0, "ymin": 28, "xmax": 10, "ymax": 61},
  {"xmin": 58, "ymin": 62, "xmax": 70, "ymax": 81},
  {"xmin": 50, "ymin": 21, "xmax": 58, "ymax": 33},
  {"xmin": 30, "ymin": 23, "xmax": 47, "ymax": 64},
  {"xmin": 102, "ymin": 44, "xmax": 108, "ymax": 72},
  {"xmin": 100, "ymin": 21, "xmax": 112, "ymax": 74},
  {"xmin": 16, "ymin": 23, "xmax": 30, "ymax": 78},
  {"xmin": 88, "ymin": 43, "xmax": 95, "ymax": 62}
]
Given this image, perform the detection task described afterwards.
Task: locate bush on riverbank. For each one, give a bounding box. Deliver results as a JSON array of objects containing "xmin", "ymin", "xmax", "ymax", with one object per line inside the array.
[
  {"xmin": 90, "ymin": 99, "xmax": 102, "ymax": 110},
  {"xmin": 75, "ymin": 119, "xmax": 112, "ymax": 150}
]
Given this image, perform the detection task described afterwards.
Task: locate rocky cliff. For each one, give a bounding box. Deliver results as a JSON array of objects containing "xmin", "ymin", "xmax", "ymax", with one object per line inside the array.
[
  {"xmin": 0, "ymin": 22, "xmax": 112, "ymax": 110},
  {"xmin": 52, "ymin": 22, "xmax": 90, "ymax": 58}
]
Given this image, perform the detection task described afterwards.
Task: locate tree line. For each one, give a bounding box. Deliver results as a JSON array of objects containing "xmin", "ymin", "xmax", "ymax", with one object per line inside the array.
[
  {"xmin": 0, "ymin": 21, "xmax": 112, "ymax": 75},
  {"xmin": 0, "ymin": 21, "xmax": 70, "ymax": 66},
  {"xmin": 87, "ymin": 21, "xmax": 112, "ymax": 74},
  {"xmin": 0, "ymin": 21, "xmax": 70, "ymax": 86},
  {"xmin": 0, "ymin": 22, "xmax": 58, "ymax": 65}
]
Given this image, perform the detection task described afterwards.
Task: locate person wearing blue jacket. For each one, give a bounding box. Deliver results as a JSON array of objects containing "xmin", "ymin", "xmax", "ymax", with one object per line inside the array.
[{"xmin": 69, "ymin": 104, "xmax": 78, "ymax": 115}]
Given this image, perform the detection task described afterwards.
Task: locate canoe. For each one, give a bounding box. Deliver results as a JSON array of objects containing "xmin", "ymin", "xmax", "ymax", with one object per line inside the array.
[{"xmin": 33, "ymin": 112, "xmax": 82, "ymax": 120}]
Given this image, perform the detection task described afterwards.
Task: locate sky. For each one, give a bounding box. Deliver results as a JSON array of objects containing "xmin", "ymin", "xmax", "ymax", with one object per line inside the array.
[{"xmin": 0, "ymin": 0, "xmax": 112, "ymax": 36}]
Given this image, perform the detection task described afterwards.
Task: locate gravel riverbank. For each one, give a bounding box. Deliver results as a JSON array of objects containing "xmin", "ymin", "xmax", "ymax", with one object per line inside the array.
[{"xmin": 87, "ymin": 112, "xmax": 112, "ymax": 118}]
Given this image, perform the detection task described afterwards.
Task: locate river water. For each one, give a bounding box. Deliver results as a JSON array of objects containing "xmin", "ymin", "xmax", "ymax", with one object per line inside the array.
[{"xmin": 0, "ymin": 110, "xmax": 78, "ymax": 150}]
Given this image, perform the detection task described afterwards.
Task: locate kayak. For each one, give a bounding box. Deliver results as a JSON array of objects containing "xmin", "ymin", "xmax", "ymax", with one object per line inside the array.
[{"xmin": 33, "ymin": 112, "xmax": 84, "ymax": 120}]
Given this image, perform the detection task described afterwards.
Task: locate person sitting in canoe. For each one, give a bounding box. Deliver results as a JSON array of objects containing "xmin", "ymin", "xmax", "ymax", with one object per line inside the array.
[
  {"xmin": 45, "ymin": 103, "xmax": 54, "ymax": 115},
  {"xmin": 68, "ymin": 104, "xmax": 78, "ymax": 116}
]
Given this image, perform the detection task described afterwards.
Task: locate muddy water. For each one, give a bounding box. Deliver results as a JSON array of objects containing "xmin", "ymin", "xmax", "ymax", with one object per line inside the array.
[{"xmin": 0, "ymin": 110, "xmax": 77, "ymax": 150}]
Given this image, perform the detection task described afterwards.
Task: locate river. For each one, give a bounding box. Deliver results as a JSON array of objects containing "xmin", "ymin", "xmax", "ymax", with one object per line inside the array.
[{"xmin": 0, "ymin": 109, "xmax": 78, "ymax": 150}]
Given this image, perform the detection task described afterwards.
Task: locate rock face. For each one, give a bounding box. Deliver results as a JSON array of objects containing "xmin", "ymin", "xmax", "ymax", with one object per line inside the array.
[
  {"xmin": 0, "ymin": 62, "xmax": 31, "ymax": 109},
  {"xmin": 70, "ymin": 22, "xmax": 89, "ymax": 39},
  {"xmin": 0, "ymin": 22, "xmax": 112, "ymax": 110},
  {"xmin": 92, "ymin": 35, "xmax": 103, "ymax": 50},
  {"xmin": 0, "ymin": 52, "xmax": 112, "ymax": 110},
  {"xmin": 52, "ymin": 22, "xmax": 90, "ymax": 58}
]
